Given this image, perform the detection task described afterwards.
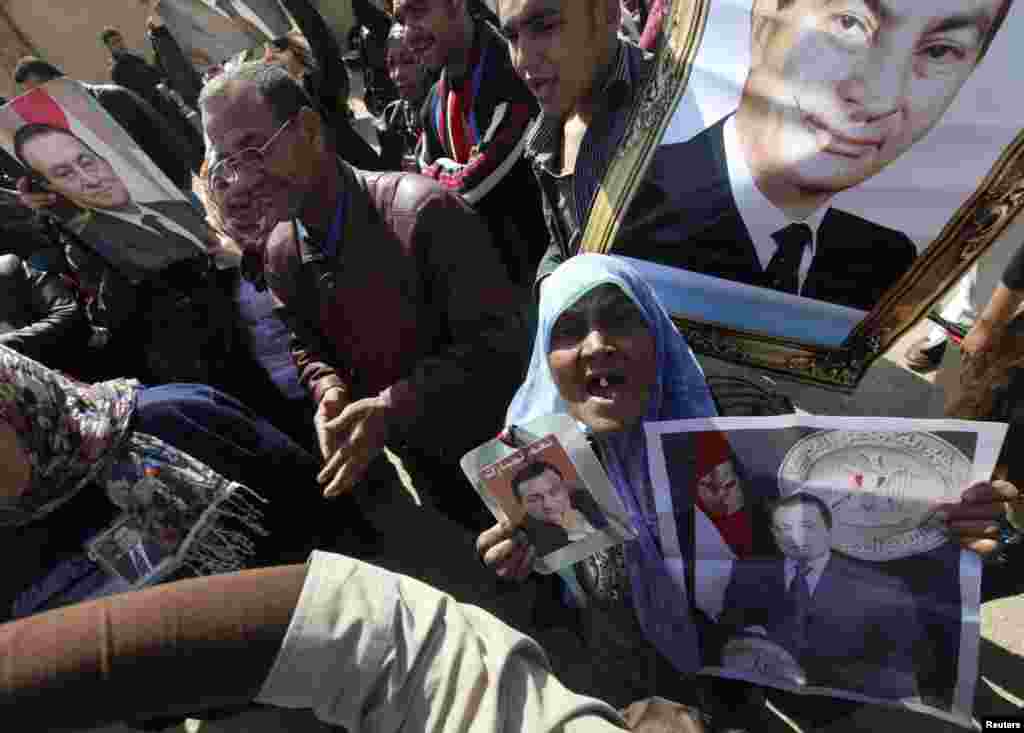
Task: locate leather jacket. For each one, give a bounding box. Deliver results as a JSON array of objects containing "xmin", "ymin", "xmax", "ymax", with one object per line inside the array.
[
  {"xmin": 263, "ymin": 164, "xmax": 529, "ymax": 466},
  {"xmin": 0, "ymin": 259, "xmax": 88, "ymax": 368}
]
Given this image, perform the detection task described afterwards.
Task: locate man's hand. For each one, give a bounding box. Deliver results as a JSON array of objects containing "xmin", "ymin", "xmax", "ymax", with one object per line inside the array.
[
  {"xmin": 15, "ymin": 176, "xmax": 58, "ymax": 211},
  {"xmin": 476, "ymin": 522, "xmax": 535, "ymax": 581},
  {"xmin": 932, "ymin": 480, "xmax": 1022, "ymax": 557},
  {"xmin": 314, "ymin": 386, "xmax": 349, "ymax": 461},
  {"xmin": 620, "ymin": 698, "xmax": 707, "ymax": 733},
  {"xmin": 961, "ymin": 319, "xmax": 998, "ymax": 359},
  {"xmin": 317, "ymin": 395, "xmax": 393, "ymax": 498}
]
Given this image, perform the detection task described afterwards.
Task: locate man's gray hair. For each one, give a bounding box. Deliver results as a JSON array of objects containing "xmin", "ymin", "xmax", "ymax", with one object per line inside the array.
[{"xmin": 199, "ymin": 61, "xmax": 315, "ymax": 127}]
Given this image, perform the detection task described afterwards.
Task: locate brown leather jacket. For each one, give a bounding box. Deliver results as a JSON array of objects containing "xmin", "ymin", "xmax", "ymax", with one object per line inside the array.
[{"xmin": 264, "ymin": 164, "xmax": 529, "ymax": 466}]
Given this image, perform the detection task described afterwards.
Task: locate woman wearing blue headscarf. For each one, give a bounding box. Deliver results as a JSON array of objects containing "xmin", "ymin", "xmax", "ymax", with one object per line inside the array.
[
  {"xmin": 478, "ymin": 254, "xmax": 717, "ymax": 707},
  {"xmin": 477, "ymin": 253, "xmax": 1021, "ymax": 726}
]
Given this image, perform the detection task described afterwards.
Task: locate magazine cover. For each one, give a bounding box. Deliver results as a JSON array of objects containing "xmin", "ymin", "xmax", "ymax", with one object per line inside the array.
[
  {"xmin": 461, "ymin": 413, "xmax": 636, "ymax": 574},
  {"xmin": 646, "ymin": 415, "xmax": 1008, "ymax": 728}
]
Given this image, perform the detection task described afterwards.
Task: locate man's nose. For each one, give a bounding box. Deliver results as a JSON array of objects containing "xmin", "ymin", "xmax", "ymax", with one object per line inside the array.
[
  {"xmin": 514, "ymin": 34, "xmax": 543, "ymax": 81},
  {"xmin": 837, "ymin": 44, "xmax": 908, "ymax": 124}
]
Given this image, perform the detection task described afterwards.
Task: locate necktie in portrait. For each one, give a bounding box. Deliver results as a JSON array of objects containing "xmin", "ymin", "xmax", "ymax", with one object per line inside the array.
[{"xmin": 767, "ymin": 222, "xmax": 812, "ymax": 295}]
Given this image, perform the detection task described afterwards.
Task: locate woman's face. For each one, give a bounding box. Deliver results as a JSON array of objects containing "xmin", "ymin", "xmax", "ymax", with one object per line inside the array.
[
  {"xmin": 547, "ymin": 284, "xmax": 657, "ymax": 435},
  {"xmin": 697, "ymin": 460, "xmax": 744, "ymax": 518}
]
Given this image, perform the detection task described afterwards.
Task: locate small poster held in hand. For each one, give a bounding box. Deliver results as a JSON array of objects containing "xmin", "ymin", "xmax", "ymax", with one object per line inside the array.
[{"xmin": 461, "ymin": 413, "xmax": 636, "ymax": 574}]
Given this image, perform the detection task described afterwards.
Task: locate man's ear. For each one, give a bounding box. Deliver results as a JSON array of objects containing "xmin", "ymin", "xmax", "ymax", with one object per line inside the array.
[
  {"xmin": 296, "ymin": 106, "xmax": 325, "ymax": 152},
  {"xmin": 749, "ymin": 0, "xmax": 781, "ymax": 69}
]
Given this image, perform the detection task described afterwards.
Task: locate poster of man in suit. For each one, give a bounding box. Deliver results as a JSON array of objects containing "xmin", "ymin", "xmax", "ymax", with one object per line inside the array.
[
  {"xmin": 646, "ymin": 416, "xmax": 1007, "ymax": 725},
  {"xmin": 618, "ymin": 0, "xmax": 1017, "ymax": 315},
  {"xmin": 470, "ymin": 428, "xmax": 634, "ymax": 574},
  {"xmin": 0, "ymin": 80, "xmax": 215, "ymax": 284},
  {"xmin": 0, "ymin": 79, "xmax": 233, "ymax": 386}
]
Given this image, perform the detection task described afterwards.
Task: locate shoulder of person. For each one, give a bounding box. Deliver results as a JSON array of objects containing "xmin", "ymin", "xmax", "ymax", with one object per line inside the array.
[
  {"xmin": 824, "ymin": 208, "xmax": 915, "ymax": 253},
  {"xmin": 365, "ymin": 170, "xmax": 462, "ymax": 219}
]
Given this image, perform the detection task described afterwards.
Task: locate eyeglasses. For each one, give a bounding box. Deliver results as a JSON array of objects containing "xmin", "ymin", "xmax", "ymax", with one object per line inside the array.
[
  {"xmin": 207, "ymin": 116, "xmax": 295, "ymax": 194},
  {"xmin": 267, "ymin": 37, "xmax": 291, "ymax": 52}
]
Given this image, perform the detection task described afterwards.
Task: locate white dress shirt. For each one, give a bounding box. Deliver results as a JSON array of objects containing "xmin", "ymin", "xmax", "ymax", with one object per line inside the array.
[
  {"xmin": 723, "ymin": 116, "xmax": 828, "ymax": 293},
  {"xmin": 784, "ymin": 551, "xmax": 831, "ymax": 597}
]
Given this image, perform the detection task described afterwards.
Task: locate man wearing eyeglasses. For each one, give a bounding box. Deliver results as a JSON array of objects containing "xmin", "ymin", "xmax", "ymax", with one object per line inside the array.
[{"xmin": 200, "ymin": 62, "xmax": 528, "ymax": 526}]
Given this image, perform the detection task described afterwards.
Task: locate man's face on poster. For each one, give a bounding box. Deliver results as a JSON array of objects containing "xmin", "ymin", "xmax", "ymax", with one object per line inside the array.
[
  {"xmin": 697, "ymin": 459, "xmax": 745, "ymax": 518},
  {"xmin": 21, "ymin": 130, "xmax": 132, "ymax": 210},
  {"xmin": 771, "ymin": 502, "xmax": 831, "ymax": 561},
  {"xmin": 520, "ymin": 469, "xmax": 573, "ymax": 525},
  {"xmin": 744, "ymin": 0, "xmax": 1009, "ymax": 195}
]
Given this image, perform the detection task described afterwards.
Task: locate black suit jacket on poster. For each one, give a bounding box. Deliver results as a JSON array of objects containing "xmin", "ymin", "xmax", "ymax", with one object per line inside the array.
[
  {"xmin": 718, "ymin": 551, "xmax": 923, "ymax": 700},
  {"xmin": 67, "ymin": 200, "xmax": 211, "ymax": 284},
  {"xmin": 615, "ymin": 117, "xmax": 917, "ymax": 313}
]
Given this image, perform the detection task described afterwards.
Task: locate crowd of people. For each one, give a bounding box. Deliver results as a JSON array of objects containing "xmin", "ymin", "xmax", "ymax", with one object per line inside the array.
[{"xmin": 1, "ymin": 0, "xmax": 1023, "ymax": 731}]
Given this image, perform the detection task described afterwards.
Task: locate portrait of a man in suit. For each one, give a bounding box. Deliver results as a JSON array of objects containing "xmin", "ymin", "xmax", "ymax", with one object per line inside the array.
[
  {"xmin": 13, "ymin": 123, "xmax": 210, "ymax": 283},
  {"xmin": 511, "ymin": 460, "xmax": 608, "ymax": 558},
  {"xmin": 618, "ymin": 0, "xmax": 1014, "ymax": 312},
  {"xmin": 718, "ymin": 492, "xmax": 924, "ymax": 700}
]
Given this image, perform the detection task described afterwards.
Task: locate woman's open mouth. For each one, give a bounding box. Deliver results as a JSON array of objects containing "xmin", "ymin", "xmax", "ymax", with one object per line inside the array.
[{"xmin": 585, "ymin": 371, "xmax": 626, "ymax": 400}]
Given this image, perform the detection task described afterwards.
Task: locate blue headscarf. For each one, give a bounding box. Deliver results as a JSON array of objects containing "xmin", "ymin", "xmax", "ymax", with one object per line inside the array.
[{"xmin": 506, "ymin": 254, "xmax": 717, "ymax": 675}]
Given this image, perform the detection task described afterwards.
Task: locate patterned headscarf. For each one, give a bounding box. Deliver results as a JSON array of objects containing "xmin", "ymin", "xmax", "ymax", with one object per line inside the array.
[
  {"xmin": 0, "ymin": 345, "xmax": 137, "ymax": 526},
  {"xmin": 0, "ymin": 345, "xmax": 265, "ymax": 579},
  {"xmin": 506, "ymin": 254, "xmax": 717, "ymax": 675}
]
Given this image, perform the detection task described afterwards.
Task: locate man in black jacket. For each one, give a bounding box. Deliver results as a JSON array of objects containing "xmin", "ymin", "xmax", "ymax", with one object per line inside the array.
[
  {"xmin": 0, "ymin": 253, "xmax": 88, "ymax": 372},
  {"xmin": 396, "ymin": 0, "xmax": 547, "ymax": 288}
]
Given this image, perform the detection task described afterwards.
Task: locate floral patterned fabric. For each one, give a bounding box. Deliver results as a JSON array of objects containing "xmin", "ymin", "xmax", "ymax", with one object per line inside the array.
[
  {"xmin": 0, "ymin": 345, "xmax": 137, "ymax": 526},
  {"xmin": 0, "ymin": 345, "xmax": 267, "ymax": 583}
]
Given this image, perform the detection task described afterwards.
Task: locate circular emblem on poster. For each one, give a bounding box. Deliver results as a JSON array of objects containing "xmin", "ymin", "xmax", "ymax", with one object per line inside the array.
[{"xmin": 777, "ymin": 431, "xmax": 970, "ymax": 561}]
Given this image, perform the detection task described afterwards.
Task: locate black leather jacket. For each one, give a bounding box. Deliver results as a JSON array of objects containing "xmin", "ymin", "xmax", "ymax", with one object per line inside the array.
[{"xmin": 0, "ymin": 258, "xmax": 87, "ymax": 368}]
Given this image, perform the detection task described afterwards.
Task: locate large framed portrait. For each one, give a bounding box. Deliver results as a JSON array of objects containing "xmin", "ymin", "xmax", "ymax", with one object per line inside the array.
[{"xmin": 588, "ymin": 0, "xmax": 1024, "ymax": 390}]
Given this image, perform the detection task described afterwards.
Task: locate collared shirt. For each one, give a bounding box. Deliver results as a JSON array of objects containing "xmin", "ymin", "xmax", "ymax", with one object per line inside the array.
[
  {"xmin": 723, "ymin": 115, "xmax": 827, "ymax": 293},
  {"xmin": 784, "ymin": 552, "xmax": 830, "ymax": 597},
  {"xmin": 528, "ymin": 41, "xmax": 650, "ymax": 253}
]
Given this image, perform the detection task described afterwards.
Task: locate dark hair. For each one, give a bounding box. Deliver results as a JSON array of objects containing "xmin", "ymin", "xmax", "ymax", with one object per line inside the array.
[
  {"xmin": 772, "ymin": 0, "xmax": 1013, "ymax": 60},
  {"xmin": 510, "ymin": 461, "xmax": 563, "ymax": 502},
  {"xmin": 100, "ymin": 27, "xmax": 123, "ymax": 45},
  {"xmin": 13, "ymin": 57, "xmax": 63, "ymax": 85},
  {"xmin": 12, "ymin": 123, "xmax": 96, "ymax": 173},
  {"xmin": 770, "ymin": 492, "xmax": 832, "ymax": 530},
  {"xmin": 199, "ymin": 61, "xmax": 315, "ymax": 127}
]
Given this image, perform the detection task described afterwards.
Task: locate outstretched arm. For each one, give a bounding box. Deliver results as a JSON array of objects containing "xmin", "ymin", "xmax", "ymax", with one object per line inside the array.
[{"xmin": 0, "ymin": 553, "xmax": 629, "ymax": 732}]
